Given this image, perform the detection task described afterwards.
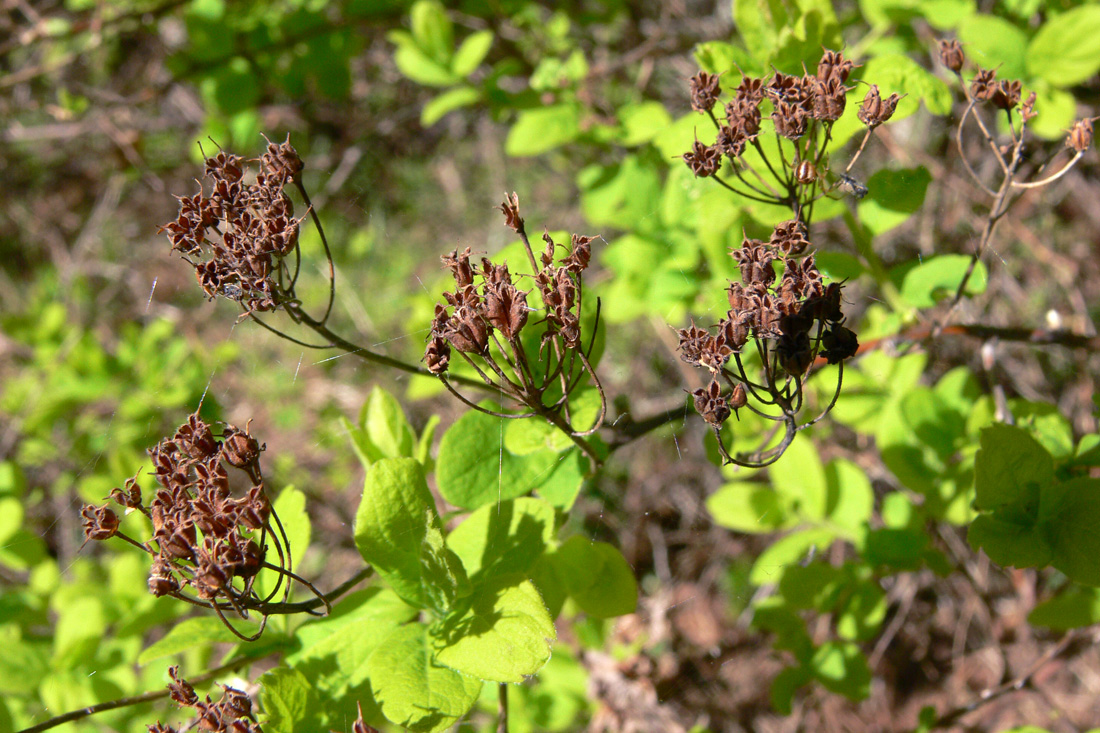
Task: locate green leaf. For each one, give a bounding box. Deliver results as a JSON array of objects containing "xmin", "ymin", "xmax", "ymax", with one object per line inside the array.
[
  {"xmin": 553, "ymin": 536, "xmax": 637, "ymax": 618},
  {"xmin": 256, "ymin": 485, "xmax": 311, "ymax": 600},
  {"xmin": 707, "ymin": 482, "xmax": 790, "ymax": 534},
  {"xmin": 433, "ymin": 574, "xmax": 555, "ymax": 683},
  {"xmin": 968, "ymin": 512, "xmax": 1051, "ymax": 569},
  {"xmin": 354, "ymin": 458, "xmax": 469, "ymax": 611},
  {"xmin": 858, "ymin": 166, "xmax": 932, "ymax": 238},
  {"xmin": 534, "ymin": 448, "xmax": 588, "ymax": 510},
  {"xmin": 750, "ymin": 527, "xmax": 835, "ymax": 585},
  {"xmin": 733, "ymin": 0, "xmax": 785, "ymax": 61},
  {"xmin": 865, "ymin": 527, "xmax": 931, "ymax": 569},
  {"xmin": 138, "ymin": 616, "xmax": 252, "ymax": 664},
  {"xmin": 693, "ymin": 41, "xmax": 745, "ymax": 76},
  {"xmin": 209, "ymin": 57, "xmax": 260, "ymax": 116},
  {"xmin": 259, "ymin": 667, "xmax": 323, "ymax": 733},
  {"xmin": 362, "ymin": 386, "xmax": 417, "ymax": 461},
  {"xmin": 390, "ymin": 30, "xmax": 460, "ymax": 86},
  {"xmin": 1027, "ymin": 6, "xmax": 1100, "ymax": 87},
  {"xmin": 771, "ymin": 434, "xmax": 827, "ymax": 521},
  {"xmin": 421, "ymin": 86, "xmax": 481, "ymax": 126},
  {"xmin": 1040, "ymin": 478, "xmax": 1100, "ymax": 586},
  {"xmin": 505, "ymin": 415, "xmax": 573, "ymax": 455},
  {"xmin": 0, "ymin": 497, "xmax": 22, "ymax": 545},
  {"xmin": 770, "ymin": 664, "xmax": 811, "ymax": 715},
  {"xmin": 824, "ymin": 459, "xmax": 874, "ymax": 539},
  {"xmin": 410, "ymin": 0, "xmax": 453, "ymax": 63},
  {"xmin": 616, "ymin": 102, "xmax": 673, "ymax": 147},
  {"xmin": 451, "ymin": 30, "xmax": 492, "ymax": 76},
  {"xmin": 436, "ymin": 408, "xmax": 577, "ymax": 510},
  {"xmin": 368, "ymin": 624, "xmax": 481, "ymax": 732},
  {"xmin": 1029, "ymin": 586, "xmax": 1100, "ymax": 630},
  {"xmin": 899, "ymin": 253, "xmax": 987, "ymax": 309},
  {"xmin": 506, "ymin": 104, "xmax": 581, "ymax": 157},
  {"xmin": 810, "ymin": 641, "xmax": 871, "ymax": 700},
  {"xmin": 835, "ymin": 579, "xmax": 887, "ymax": 641},
  {"xmin": 445, "ymin": 497, "xmax": 556, "ymax": 584},
  {"xmin": 288, "ymin": 588, "xmax": 419, "ymax": 691},
  {"xmin": 51, "ymin": 595, "xmax": 105, "ymax": 669},
  {"xmin": 957, "ymin": 13, "xmax": 1028, "ymax": 81},
  {"xmin": 858, "ymin": 53, "xmax": 951, "ymax": 117},
  {"xmin": 974, "ymin": 424, "xmax": 1053, "ymax": 512}
]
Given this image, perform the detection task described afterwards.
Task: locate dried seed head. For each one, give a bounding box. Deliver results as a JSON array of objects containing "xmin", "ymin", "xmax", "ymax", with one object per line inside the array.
[
  {"xmin": 81, "ymin": 504, "xmax": 120, "ymax": 541},
  {"xmin": 938, "ymin": 39, "xmax": 965, "ymax": 74},
  {"xmin": 1020, "ymin": 92, "xmax": 1038, "ymax": 123},
  {"xmin": 692, "ymin": 380, "xmax": 731, "ymax": 427},
  {"xmin": 970, "ymin": 68, "xmax": 997, "ymax": 101},
  {"xmin": 498, "ymin": 192, "xmax": 524, "ymax": 233},
  {"xmin": 1067, "ymin": 118, "xmax": 1094, "ymax": 153},
  {"xmin": 221, "ymin": 424, "xmax": 263, "ymax": 470},
  {"xmin": 689, "ymin": 70, "xmax": 723, "ymax": 113},
  {"xmin": 988, "ymin": 79, "xmax": 1021, "ymax": 111},
  {"xmin": 794, "ymin": 159, "xmax": 818, "ymax": 185},
  {"xmin": 168, "ymin": 666, "xmax": 199, "ymax": 707},
  {"xmin": 682, "ymin": 139, "xmax": 723, "ymax": 177},
  {"xmin": 770, "ymin": 219, "xmax": 811, "ymax": 256},
  {"xmin": 817, "ymin": 48, "xmax": 855, "ymax": 84},
  {"xmin": 822, "ymin": 325, "xmax": 860, "ymax": 363},
  {"xmin": 857, "ymin": 85, "xmax": 902, "ymax": 128}
]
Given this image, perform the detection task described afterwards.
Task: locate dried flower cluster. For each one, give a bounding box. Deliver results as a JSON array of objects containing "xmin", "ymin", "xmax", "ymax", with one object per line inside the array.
[
  {"xmin": 937, "ymin": 38, "xmax": 1094, "ymax": 156},
  {"xmin": 683, "ymin": 48, "xmax": 899, "ymax": 220},
  {"xmin": 677, "ymin": 223, "xmax": 858, "ymax": 467},
  {"xmin": 147, "ymin": 667, "xmax": 262, "ymax": 733},
  {"xmin": 147, "ymin": 668, "xmax": 376, "ymax": 733},
  {"xmin": 425, "ymin": 194, "xmax": 606, "ymax": 459},
  {"xmin": 160, "ymin": 136, "xmax": 307, "ymax": 316},
  {"xmin": 82, "ymin": 413, "xmax": 326, "ymax": 640}
]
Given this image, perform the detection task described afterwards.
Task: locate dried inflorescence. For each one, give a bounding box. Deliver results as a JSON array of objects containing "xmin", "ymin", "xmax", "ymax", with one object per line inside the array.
[
  {"xmin": 82, "ymin": 413, "xmax": 327, "ymax": 640},
  {"xmin": 147, "ymin": 666, "xmax": 263, "ymax": 733},
  {"xmin": 160, "ymin": 136, "xmax": 307, "ymax": 316},
  {"xmin": 677, "ymin": 222, "xmax": 858, "ymax": 467},
  {"xmin": 424, "ymin": 194, "xmax": 606, "ymax": 456},
  {"xmin": 683, "ymin": 48, "xmax": 897, "ymax": 220}
]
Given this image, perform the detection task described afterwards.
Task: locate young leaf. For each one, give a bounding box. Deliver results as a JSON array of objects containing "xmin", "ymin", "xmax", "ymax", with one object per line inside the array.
[
  {"xmin": 1027, "ymin": 6, "xmax": 1100, "ymax": 87},
  {"xmin": 1029, "ymin": 586, "xmax": 1100, "ymax": 631},
  {"xmin": 410, "ymin": 0, "xmax": 453, "ymax": 63},
  {"xmin": 368, "ymin": 624, "xmax": 482, "ymax": 733},
  {"xmin": 445, "ymin": 497, "xmax": 557, "ymax": 584},
  {"xmin": 436, "ymin": 409, "xmax": 579, "ymax": 510},
  {"xmin": 421, "ymin": 86, "xmax": 481, "ymax": 127},
  {"xmin": 451, "ymin": 30, "xmax": 492, "ymax": 77},
  {"xmin": 138, "ymin": 616, "xmax": 254, "ymax": 665},
  {"xmin": 858, "ymin": 166, "xmax": 932, "ymax": 239},
  {"xmin": 260, "ymin": 667, "xmax": 323, "ymax": 733},
  {"xmin": 354, "ymin": 458, "xmax": 469, "ymax": 611},
  {"xmin": 361, "ymin": 386, "xmax": 416, "ymax": 462},
  {"xmin": 433, "ymin": 574, "xmax": 556, "ymax": 683},
  {"xmin": 552, "ymin": 536, "xmax": 637, "ymax": 618},
  {"xmin": 707, "ymin": 482, "xmax": 790, "ymax": 534},
  {"xmin": 899, "ymin": 254, "xmax": 987, "ymax": 309},
  {"xmin": 287, "ymin": 588, "xmax": 419, "ymax": 692},
  {"xmin": 505, "ymin": 104, "xmax": 581, "ymax": 157}
]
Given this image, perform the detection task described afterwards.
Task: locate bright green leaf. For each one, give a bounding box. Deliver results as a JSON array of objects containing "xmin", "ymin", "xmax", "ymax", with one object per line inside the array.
[
  {"xmin": 506, "ymin": 104, "xmax": 581, "ymax": 157},
  {"xmin": 1027, "ymin": 6, "xmax": 1100, "ymax": 87},
  {"xmin": 900, "ymin": 253, "xmax": 987, "ymax": 309},
  {"xmin": 553, "ymin": 536, "xmax": 637, "ymax": 618},
  {"xmin": 139, "ymin": 616, "xmax": 253, "ymax": 665},
  {"xmin": 451, "ymin": 30, "xmax": 492, "ymax": 76},
  {"xmin": 433, "ymin": 575, "xmax": 556, "ymax": 683},
  {"xmin": 410, "ymin": 0, "xmax": 453, "ymax": 63},
  {"xmin": 260, "ymin": 667, "xmax": 322, "ymax": 733},
  {"xmin": 750, "ymin": 527, "xmax": 836, "ymax": 585},
  {"xmin": 1040, "ymin": 478, "xmax": 1100, "ymax": 586},
  {"xmin": 707, "ymin": 482, "xmax": 789, "ymax": 534},
  {"xmin": 1029, "ymin": 586, "xmax": 1100, "ymax": 630},
  {"xmin": 422, "ymin": 86, "xmax": 481, "ymax": 126},
  {"xmin": 368, "ymin": 624, "xmax": 481, "ymax": 732},
  {"xmin": 354, "ymin": 458, "xmax": 469, "ymax": 610},
  {"xmin": 446, "ymin": 497, "xmax": 556, "ymax": 584}
]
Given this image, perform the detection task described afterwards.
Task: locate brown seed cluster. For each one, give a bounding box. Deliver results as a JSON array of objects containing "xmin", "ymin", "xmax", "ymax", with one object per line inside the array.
[
  {"xmin": 677, "ymin": 223, "xmax": 857, "ymax": 465},
  {"xmin": 146, "ymin": 666, "xmax": 262, "ymax": 733},
  {"xmin": 684, "ymin": 48, "xmax": 871, "ymax": 180},
  {"xmin": 424, "ymin": 194, "xmax": 606, "ymax": 441},
  {"xmin": 160, "ymin": 136, "xmax": 306, "ymax": 315},
  {"xmin": 81, "ymin": 413, "xmax": 313, "ymax": 640}
]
